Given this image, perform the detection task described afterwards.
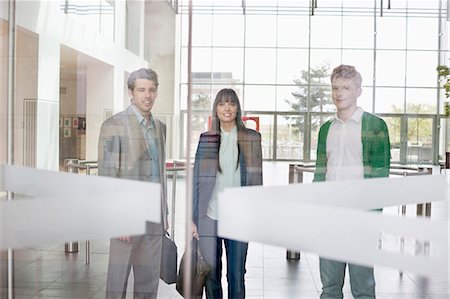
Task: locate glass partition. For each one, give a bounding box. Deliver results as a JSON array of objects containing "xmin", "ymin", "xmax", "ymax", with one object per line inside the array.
[{"xmin": 1, "ymin": 0, "xmax": 448, "ymax": 298}]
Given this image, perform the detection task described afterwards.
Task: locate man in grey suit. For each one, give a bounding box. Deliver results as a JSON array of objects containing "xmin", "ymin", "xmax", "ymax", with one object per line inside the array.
[{"xmin": 98, "ymin": 68, "xmax": 168, "ymax": 299}]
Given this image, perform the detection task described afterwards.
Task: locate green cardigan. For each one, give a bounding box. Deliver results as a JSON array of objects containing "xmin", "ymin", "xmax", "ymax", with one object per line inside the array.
[{"xmin": 313, "ymin": 112, "xmax": 391, "ymax": 182}]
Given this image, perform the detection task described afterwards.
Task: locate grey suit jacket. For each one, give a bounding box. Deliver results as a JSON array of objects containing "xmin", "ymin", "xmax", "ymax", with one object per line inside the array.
[{"xmin": 98, "ymin": 105, "xmax": 168, "ymax": 234}]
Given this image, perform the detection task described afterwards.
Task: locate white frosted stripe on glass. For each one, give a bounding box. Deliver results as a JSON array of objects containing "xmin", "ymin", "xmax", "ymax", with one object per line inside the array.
[
  {"xmin": 0, "ymin": 165, "xmax": 161, "ymax": 249},
  {"xmin": 0, "ymin": 164, "xmax": 158, "ymax": 200},
  {"xmin": 217, "ymin": 177, "xmax": 448, "ymax": 278},
  {"xmin": 221, "ymin": 175, "xmax": 446, "ymax": 211}
]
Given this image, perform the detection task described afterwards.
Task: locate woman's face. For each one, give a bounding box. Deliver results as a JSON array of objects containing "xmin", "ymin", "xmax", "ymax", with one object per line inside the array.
[{"xmin": 216, "ymin": 100, "xmax": 238, "ymax": 126}]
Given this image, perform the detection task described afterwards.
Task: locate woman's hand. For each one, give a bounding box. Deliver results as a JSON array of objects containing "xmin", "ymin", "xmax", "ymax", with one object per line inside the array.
[{"xmin": 192, "ymin": 223, "xmax": 200, "ymax": 240}]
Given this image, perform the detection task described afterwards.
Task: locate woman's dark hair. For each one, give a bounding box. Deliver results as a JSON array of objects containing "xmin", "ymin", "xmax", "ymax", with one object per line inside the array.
[{"xmin": 211, "ymin": 88, "xmax": 244, "ymax": 173}]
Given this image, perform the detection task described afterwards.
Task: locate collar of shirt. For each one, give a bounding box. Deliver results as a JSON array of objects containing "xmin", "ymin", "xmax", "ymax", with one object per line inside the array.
[
  {"xmin": 220, "ymin": 125, "xmax": 237, "ymax": 136},
  {"xmin": 332, "ymin": 107, "xmax": 364, "ymax": 124},
  {"xmin": 130, "ymin": 104, "xmax": 155, "ymax": 128}
]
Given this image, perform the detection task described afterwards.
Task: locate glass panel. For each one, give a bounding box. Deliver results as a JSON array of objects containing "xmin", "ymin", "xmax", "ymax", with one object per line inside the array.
[
  {"xmin": 439, "ymin": 117, "xmax": 446, "ymax": 158},
  {"xmin": 382, "ymin": 116, "xmax": 402, "ymax": 162},
  {"xmin": 358, "ymin": 86, "xmax": 373, "ymax": 113},
  {"xmin": 376, "ymin": 50, "xmax": 406, "ymax": 87},
  {"xmin": 276, "ymin": 49, "xmax": 309, "ymax": 85},
  {"xmin": 276, "ymin": 115, "xmax": 304, "ymax": 160},
  {"xmin": 212, "ymin": 48, "xmax": 244, "ymax": 84},
  {"xmin": 309, "ymin": 49, "xmax": 341, "ymax": 74},
  {"xmin": 406, "ymin": 51, "xmax": 438, "ymax": 87},
  {"xmin": 377, "ymin": 17, "xmax": 406, "ymax": 50},
  {"xmin": 244, "ymin": 85, "xmax": 276, "ymax": 111},
  {"xmin": 310, "ymin": 114, "xmax": 333, "ymax": 161},
  {"xmin": 342, "ymin": 49, "xmax": 373, "ymax": 86},
  {"xmin": 374, "ymin": 87, "xmax": 405, "ymax": 113},
  {"xmin": 245, "ymin": 15, "xmax": 277, "ymax": 47},
  {"xmin": 245, "ymin": 48, "xmax": 276, "ymax": 84},
  {"xmin": 310, "ymin": 16, "xmax": 342, "ymax": 48},
  {"xmin": 276, "ymin": 85, "xmax": 301, "ymax": 112},
  {"xmin": 245, "ymin": 113, "xmax": 273, "ymax": 159},
  {"xmin": 182, "ymin": 110, "xmax": 211, "ymax": 158},
  {"xmin": 405, "ymin": 88, "xmax": 437, "ymax": 114},
  {"xmin": 407, "ymin": 117, "xmax": 434, "ymax": 163},
  {"xmin": 309, "ymin": 84, "xmax": 333, "ymax": 112},
  {"xmin": 342, "ymin": 16, "xmax": 373, "ymax": 49},
  {"xmin": 277, "ymin": 15, "xmax": 309, "ymax": 48},
  {"xmin": 212, "ymin": 15, "xmax": 244, "ymax": 46},
  {"xmin": 407, "ymin": 17, "xmax": 439, "ymax": 50},
  {"xmin": 191, "ymin": 48, "xmax": 212, "ymax": 82},
  {"xmin": 192, "ymin": 14, "xmax": 213, "ymax": 46}
]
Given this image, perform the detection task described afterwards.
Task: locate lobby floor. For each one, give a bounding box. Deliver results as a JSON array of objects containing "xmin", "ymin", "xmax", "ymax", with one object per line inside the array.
[{"xmin": 0, "ymin": 162, "xmax": 448, "ymax": 298}]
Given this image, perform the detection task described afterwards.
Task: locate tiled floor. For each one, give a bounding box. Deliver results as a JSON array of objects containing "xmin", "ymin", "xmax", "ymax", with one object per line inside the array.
[{"xmin": 0, "ymin": 162, "xmax": 448, "ymax": 298}]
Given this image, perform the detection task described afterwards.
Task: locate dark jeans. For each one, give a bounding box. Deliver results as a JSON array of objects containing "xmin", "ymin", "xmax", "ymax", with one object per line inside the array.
[{"xmin": 198, "ymin": 216, "xmax": 248, "ymax": 299}]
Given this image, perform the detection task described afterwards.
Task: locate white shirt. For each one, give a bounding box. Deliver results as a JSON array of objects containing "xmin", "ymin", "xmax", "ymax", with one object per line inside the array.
[
  {"xmin": 207, "ymin": 126, "xmax": 241, "ymax": 220},
  {"xmin": 325, "ymin": 107, "xmax": 364, "ymax": 182}
]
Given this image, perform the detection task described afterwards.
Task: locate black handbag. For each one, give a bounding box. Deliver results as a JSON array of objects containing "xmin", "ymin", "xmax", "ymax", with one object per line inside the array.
[
  {"xmin": 160, "ymin": 234, "xmax": 178, "ymax": 284},
  {"xmin": 176, "ymin": 239, "xmax": 210, "ymax": 298}
]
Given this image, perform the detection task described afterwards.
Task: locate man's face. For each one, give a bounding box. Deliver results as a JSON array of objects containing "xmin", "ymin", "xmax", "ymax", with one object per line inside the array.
[
  {"xmin": 331, "ymin": 77, "xmax": 362, "ymax": 113},
  {"xmin": 129, "ymin": 79, "xmax": 158, "ymax": 115}
]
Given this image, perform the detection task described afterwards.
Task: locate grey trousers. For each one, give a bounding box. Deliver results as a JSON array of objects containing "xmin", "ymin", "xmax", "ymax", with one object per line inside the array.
[
  {"xmin": 319, "ymin": 257, "xmax": 376, "ymax": 299},
  {"xmin": 106, "ymin": 234, "xmax": 163, "ymax": 299}
]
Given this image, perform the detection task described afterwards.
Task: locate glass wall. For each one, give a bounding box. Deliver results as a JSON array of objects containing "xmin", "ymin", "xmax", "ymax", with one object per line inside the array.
[
  {"xmin": 1, "ymin": 1, "xmax": 449, "ymax": 298},
  {"xmin": 178, "ymin": 0, "xmax": 448, "ymax": 164}
]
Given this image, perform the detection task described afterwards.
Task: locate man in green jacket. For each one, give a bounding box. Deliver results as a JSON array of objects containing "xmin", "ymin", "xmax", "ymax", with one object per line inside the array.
[{"xmin": 313, "ymin": 64, "xmax": 390, "ymax": 299}]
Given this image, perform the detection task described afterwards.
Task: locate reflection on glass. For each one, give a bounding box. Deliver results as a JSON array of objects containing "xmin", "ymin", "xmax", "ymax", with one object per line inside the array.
[
  {"xmin": 244, "ymin": 85, "xmax": 276, "ymax": 111},
  {"xmin": 182, "ymin": 110, "xmax": 211, "ymax": 158},
  {"xmin": 405, "ymin": 88, "xmax": 437, "ymax": 114},
  {"xmin": 212, "ymin": 48, "xmax": 244, "ymax": 84},
  {"xmin": 407, "ymin": 17, "xmax": 439, "ymax": 50},
  {"xmin": 192, "ymin": 14, "xmax": 213, "ymax": 46},
  {"xmin": 276, "ymin": 115, "xmax": 304, "ymax": 160},
  {"xmin": 310, "ymin": 16, "xmax": 342, "ymax": 48},
  {"xmin": 406, "ymin": 51, "xmax": 438, "ymax": 87},
  {"xmin": 276, "ymin": 85, "xmax": 301, "ymax": 112},
  {"xmin": 407, "ymin": 117, "xmax": 433, "ymax": 163},
  {"xmin": 309, "ymin": 49, "xmax": 341, "ymax": 75},
  {"xmin": 245, "ymin": 48, "xmax": 276, "ymax": 84},
  {"xmin": 246, "ymin": 114, "xmax": 273, "ymax": 159},
  {"xmin": 212, "ymin": 14, "xmax": 244, "ymax": 46},
  {"xmin": 376, "ymin": 50, "xmax": 406, "ymax": 87},
  {"xmin": 374, "ymin": 87, "xmax": 405, "ymax": 113},
  {"xmin": 382, "ymin": 116, "xmax": 402, "ymax": 162},
  {"xmin": 245, "ymin": 15, "xmax": 277, "ymax": 46},
  {"xmin": 342, "ymin": 50, "xmax": 373, "ymax": 84},
  {"xmin": 276, "ymin": 49, "xmax": 309, "ymax": 85},
  {"xmin": 191, "ymin": 48, "xmax": 213, "ymax": 79},
  {"xmin": 277, "ymin": 15, "xmax": 309, "ymax": 48},
  {"xmin": 310, "ymin": 114, "xmax": 333, "ymax": 161},
  {"xmin": 342, "ymin": 16, "xmax": 373, "ymax": 49},
  {"xmin": 377, "ymin": 17, "xmax": 406, "ymax": 50}
]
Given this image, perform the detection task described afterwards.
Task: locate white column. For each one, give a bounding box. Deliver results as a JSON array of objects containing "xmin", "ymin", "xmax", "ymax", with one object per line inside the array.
[{"xmin": 36, "ymin": 35, "xmax": 60, "ymax": 171}]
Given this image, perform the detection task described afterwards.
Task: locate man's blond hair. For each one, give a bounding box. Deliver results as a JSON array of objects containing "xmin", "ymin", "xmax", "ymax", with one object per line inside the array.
[{"xmin": 330, "ymin": 64, "xmax": 362, "ymax": 88}]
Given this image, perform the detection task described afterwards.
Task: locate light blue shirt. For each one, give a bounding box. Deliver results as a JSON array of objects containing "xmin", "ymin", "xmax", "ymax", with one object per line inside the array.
[
  {"xmin": 131, "ymin": 104, "xmax": 160, "ymax": 183},
  {"xmin": 207, "ymin": 126, "xmax": 241, "ymax": 220}
]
